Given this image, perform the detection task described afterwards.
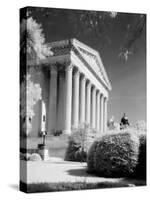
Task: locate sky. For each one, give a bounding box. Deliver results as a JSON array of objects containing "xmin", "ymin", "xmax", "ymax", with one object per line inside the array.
[{"xmin": 29, "ymin": 7, "xmax": 146, "ymax": 125}]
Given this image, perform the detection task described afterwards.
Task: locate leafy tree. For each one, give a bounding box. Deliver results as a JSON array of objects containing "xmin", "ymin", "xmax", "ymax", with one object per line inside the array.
[
  {"xmin": 20, "ymin": 15, "xmax": 52, "ymax": 136},
  {"xmin": 135, "ymin": 120, "xmax": 146, "ymax": 131},
  {"xmin": 20, "ymin": 74, "xmax": 42, "ymax": 135},
  {"xmin": 28, "ymin": 7, "xmax": 146, "ymax": 61},
  {"xmin": 20, "ymin": 16, "xmax": 53, "ymax": 61},
  {"xmin": 119, "ymin": 14, "xmax": 146, "ymax": 61}
]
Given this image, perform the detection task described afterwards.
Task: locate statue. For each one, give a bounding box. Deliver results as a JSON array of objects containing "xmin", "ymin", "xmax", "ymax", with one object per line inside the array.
[
  {"xmin": 108, "ymin": 116, "xmax": 115, "ymax": 130},
  {"xmin": 120, "ymin": 113, "xmax": 130, "ymax": 130}
]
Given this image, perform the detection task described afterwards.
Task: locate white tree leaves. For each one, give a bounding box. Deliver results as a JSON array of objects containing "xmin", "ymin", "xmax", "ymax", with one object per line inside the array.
[
  {"xmin": 20, "ymin": 17, "xmax": 53, "ymax": 61},
  {"xmin": 20, "ymin": 74, "xmax": 42, "ymax": 135}
]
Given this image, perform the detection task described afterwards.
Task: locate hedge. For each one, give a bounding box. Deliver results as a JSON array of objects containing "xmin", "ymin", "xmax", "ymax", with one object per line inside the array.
[
  {"xmin": 65, "ymin": 139, "xmax": 86, "ymax": 162},
  {"xmin": 87, "ymin": 132, "xmax": 140, "ymax": 177},
  {"xmin": 87, "ymin": 140, "xmax": 99, "ymax": 173},
  {"xmin": 135, "ymin": 133, "xmax": 146, "ymax": 179}
]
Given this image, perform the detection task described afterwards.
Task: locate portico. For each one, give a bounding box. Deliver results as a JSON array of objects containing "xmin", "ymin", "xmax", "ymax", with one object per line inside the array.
[{"xmin": 28, "ymin": 39, "xmax": 112, "ymax": 136}]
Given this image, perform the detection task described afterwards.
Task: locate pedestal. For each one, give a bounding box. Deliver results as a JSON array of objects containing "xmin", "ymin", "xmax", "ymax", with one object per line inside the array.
[{"xmin": 38, "ymin": 144, "xmax": 49, "ymax": 161}]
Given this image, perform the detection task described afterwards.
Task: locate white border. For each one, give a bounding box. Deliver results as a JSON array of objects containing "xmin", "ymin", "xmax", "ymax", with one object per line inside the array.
[{"xmin": 0, "ymin": 0, "xmax": 149, "ymax": 199}]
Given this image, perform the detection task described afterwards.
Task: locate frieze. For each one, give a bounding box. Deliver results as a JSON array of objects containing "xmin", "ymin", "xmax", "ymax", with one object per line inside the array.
[
  {"xmin": 47, "ymin": 40, "xmax": 72, "ymax": 57},
  {"xmin": 48, "ymin": 40, "xmax": 110, "ymax": 90},
  {"xmin": 28, "ymin": 39, "xmax": 111, "ymax": 91}
]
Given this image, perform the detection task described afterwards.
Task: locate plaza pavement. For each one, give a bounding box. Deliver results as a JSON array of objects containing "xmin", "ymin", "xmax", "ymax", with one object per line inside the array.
[{"xmin": 20, "ymin": 157, "xmax": 144, "ymax": 186}]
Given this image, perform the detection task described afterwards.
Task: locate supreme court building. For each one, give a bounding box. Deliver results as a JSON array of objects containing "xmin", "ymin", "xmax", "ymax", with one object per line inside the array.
[{"xmin": 28, "ymin": 39, "xmax": 112, "ymax": 136}]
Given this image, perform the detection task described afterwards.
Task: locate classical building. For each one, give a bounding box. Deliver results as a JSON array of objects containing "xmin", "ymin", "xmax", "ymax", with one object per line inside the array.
[{"xmin": 27, "ymin": 39, "xmax": 112, "ymax": 136}]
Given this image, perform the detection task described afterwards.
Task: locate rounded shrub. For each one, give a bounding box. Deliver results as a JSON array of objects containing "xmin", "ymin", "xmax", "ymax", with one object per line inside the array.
[
  {"xmin": 87, "ymin": 141, "xmax": 99, "ymax": 173},
  {"xmin": 24, "ymin": 153, "xmax": 31, "ymax": 161},
  {"xmin": 65, "ymin": 138, "xmax": 87, "ymax": 162},
  {"xmin": 136, "ymin": 133, "xmax": 146, "ymax": 179},
  {"xmin": 74, "ymin": 148, "xmax": 87, "ymax": 162},
  {"xmin": 29, "ymin": 153, "xmax": 42, "ymax": 161},
  {"xmin": 65, "ymin": 125, "xmax": 91, "ymax": 162},
  {"xmin": 93, "ymin": 132, "xmax": 140, "ymax": 177},
  {"xmin": 65, "ymin": 139, "xmax": 80, "ymax": 161}
]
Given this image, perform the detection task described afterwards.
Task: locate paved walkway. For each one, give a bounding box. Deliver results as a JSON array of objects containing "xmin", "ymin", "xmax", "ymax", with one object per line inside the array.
[{"xmin": 20, "ymin": 157, "xmax": 144, "ymax": 186}]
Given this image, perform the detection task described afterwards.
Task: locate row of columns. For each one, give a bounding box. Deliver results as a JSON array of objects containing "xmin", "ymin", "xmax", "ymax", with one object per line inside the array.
[
  {"xmin": 72, "ymin": 65, "xmax": 108, "ymax": 133},
  {"xmin": 48, "ymin": 64, "xmax": 108, "ymax": 134}
]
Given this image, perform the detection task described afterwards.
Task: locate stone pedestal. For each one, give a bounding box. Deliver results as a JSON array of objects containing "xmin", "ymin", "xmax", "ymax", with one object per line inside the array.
[{"xmin": 38, "ymin": 144, "xmax": 49, "ymax": 161}]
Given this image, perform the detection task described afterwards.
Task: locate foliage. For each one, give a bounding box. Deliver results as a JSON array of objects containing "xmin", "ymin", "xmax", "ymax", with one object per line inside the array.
[
  {"xmin": 20, "ymin": 73, "xmax": 42, "ymax": 135},
  {"xmin": 28, "ymin": 7, "xmax": 146, "ymax": 60},
  {"xmin": 27, "ymin": 8, "xmax": 118, "ymax": 50},
  {"xmin": 135, "ymin": 133, "xmax": 146, "ymax": 179},
  {"xmin": 20, "ymin": 179, "xmax": 146, "ymax": 193},
  {"xmin": 87, "ymin": 131, "xmax": 140, "ymax": 177},
  {"xmin": 87, "ymin": 140, "xmax": 99, "ymax": 173},
  {"xmin": 20, "ymin": 16, "xmax": 53, "ymax": 61},
  {"xmin": 71, "ymin": 124, "xmax": 88, "ymax": 150},
  {"xmin": 135, "ymin": 120, "xmax": 146, "ymax": 131},
  {"xmin": 20, "ymin": 74, "xmax": 42, "ymax": 119},
  {"xmin": 52, "ymin": 130, "xmax": 63, "ymax": 136},
  {"xmin": 119, "ymin": 14, "xmax": 146, "ymax": 61},
  {"xmin": 64, "ymin": 139, "xmax": 86, "ymax": 162},
  {"xmin": 74, "ymin": 148, "xmax": 87, "ymax": 162},
  {"xmin": 65, "ymin": 124, "xmax": 99, "ymax": 162},
  {"xmin": 20, "ymin": 15, "xmax": 53, "ymax": 136},
  {"xmin": 65, "ymin": 139, "xmax": 78, "ymax": 161},
  {"xmin": 65, "ymin": 124, "xmax": 91, "ymax": 162},
  {"xmin": 28, "ymin": 153, "xmax": 42, "ymax": 161}
]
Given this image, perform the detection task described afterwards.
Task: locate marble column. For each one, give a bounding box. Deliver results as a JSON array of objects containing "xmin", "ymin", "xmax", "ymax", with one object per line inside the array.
[
  {"xmin": 48, "ymin": 67, "xmax": 57, "ymax": 133},
  {"xmin": 100, "ymin": 94, "xmax": 104, "ymax": 133},
  {"xmin": 91, "ymin": 86, "xmax": 96, "ymax": 129},
  {"xmin": 57, "ymin": 71, "xmax": 65, "ymax": 130},
  {"xmin": 72, "ymin": 69, "xmax": 80, "ymax": 128},
  {"xmin": 85, "ymin": 81, "xmax": 91, "ymax": 126},
  {"xmin": 64, "ymin": 64, "xmax": 73, "ymax": 134},
  {"xmin": 96, "ymin": 90, "xmax": 100, "ymax": 131},
  {"xmin": 80, "ymin": 75, "xmax": 86, "ymax": 124},
  {"xmin": 104, "ymin": 97, "xmax": 108, "ymax": 132}
]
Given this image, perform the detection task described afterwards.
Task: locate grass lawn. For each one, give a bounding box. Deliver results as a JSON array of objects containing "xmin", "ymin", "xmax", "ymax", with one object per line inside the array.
[{"xmin": 20, "ymin": 179, "xmax": 146, "ymax": 193}]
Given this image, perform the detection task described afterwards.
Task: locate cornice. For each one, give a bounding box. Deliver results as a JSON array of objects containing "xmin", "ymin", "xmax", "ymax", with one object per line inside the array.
[
  {"xmin": 47, "ymin": 39, "xmax": 111, "ymax": 91},
  {"xmin": 28, "ymin": 39, "xmax": 111, "ymax": 91}
]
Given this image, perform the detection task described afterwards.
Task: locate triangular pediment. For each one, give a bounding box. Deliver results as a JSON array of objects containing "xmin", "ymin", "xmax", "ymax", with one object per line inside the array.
[
  {"xmin": 71, "ymin": 39, "xmax": 112, "ymax": 91},
  {"xmin": 48, "ymin": 39, "xmax": 112, "ymax": 91}
]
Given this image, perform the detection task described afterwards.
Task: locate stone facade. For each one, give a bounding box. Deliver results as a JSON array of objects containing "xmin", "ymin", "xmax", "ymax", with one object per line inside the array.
[{"xmin": 27, "ymin": 39, "xmax": 112, "ymax": 136}]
